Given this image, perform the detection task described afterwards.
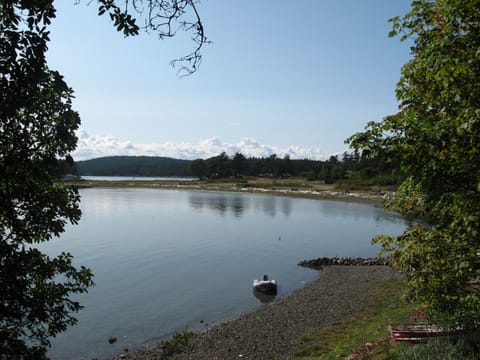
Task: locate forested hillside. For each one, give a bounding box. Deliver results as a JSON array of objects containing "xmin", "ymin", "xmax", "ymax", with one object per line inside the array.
[
  {"xmin": 75, "ymin": 156, "xmax": 191, "ymax": 176},
  {"xmin": 71, "ymin": 153, "xmax": 401, "ymax": 186}
]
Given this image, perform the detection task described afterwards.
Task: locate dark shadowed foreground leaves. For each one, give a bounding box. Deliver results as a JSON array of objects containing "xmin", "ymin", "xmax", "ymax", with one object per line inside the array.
[
  {"xmin": 0, "ymin": 2, "xmax": 93, "ymax": 358},
  {"xmin": 1, "ymin": 0, "xmax": 207, "ymax": 357}
]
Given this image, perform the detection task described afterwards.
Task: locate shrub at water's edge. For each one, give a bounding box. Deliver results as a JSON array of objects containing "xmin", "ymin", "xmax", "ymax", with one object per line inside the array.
[{"xmin": 347, "ymin": 0, "xmax": 480, "ymax": 336}]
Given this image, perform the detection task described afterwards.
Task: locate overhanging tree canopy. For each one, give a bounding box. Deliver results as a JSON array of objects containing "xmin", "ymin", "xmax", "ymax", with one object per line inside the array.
[
  {"xmin": 94, "ymin": 0, "xmax": 208, "ymax": 76},
  {"xmin": 0, "ymin": 2, "xmax": 93, "ymax": 357},
  {"xmin": 1, "ymin": 0, "xmax": 207, "ymax": 357},
  {"xmin": 347, "ymin": 0, "xmax": 480, "ymax": 330}
]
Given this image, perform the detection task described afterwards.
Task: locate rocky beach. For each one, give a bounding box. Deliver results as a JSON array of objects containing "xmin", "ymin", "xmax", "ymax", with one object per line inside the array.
[{"xmin": 114, "ymin": 265, "xmax": 402, "ymax": 360}]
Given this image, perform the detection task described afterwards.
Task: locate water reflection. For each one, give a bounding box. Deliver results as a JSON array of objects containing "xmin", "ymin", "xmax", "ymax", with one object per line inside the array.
[
  {"xmin": 253, "ymin": 289, "xmax": 277, "ymax": 303},
  {"xmin": 261, "ymin": 196, "xmax": 276, "ymax": 217},
  {"xmin": 187, "ymin": 192, "xmax": 293, "ymax": 219},
  {"xmin": 188, "ymin": 193, "xmax": 246, "ymax": 217},
  {"xmin": 280, "ymin": 197, "xmax": 292, "ymax": 217},
  {"xmin": 41, "ymin": 188, "xmax": 408, "ymax": 360}
]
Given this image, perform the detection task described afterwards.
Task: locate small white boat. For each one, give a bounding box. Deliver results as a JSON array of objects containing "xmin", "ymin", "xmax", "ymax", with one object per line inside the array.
[{"xmin": 253, "ymin": 275, "xmax": 277, "ymax": 294}]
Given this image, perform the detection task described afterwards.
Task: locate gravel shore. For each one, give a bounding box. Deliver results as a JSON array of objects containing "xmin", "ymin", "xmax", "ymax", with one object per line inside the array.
[{"xmin": 116, "ymin": 266, "xmax": 402, "ymax": 360}]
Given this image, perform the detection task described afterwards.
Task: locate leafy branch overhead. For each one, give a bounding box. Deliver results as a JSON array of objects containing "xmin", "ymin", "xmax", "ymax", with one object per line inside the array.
[
  {"xmin": 93, "ymin": 0, "xmax": 209, "ymax": 76},
  {"xmin": 1, "ymin": 1, "xmax": 94, "ymax": 357},
  {"xmin": 347, "ymin": 0, "xmax": 480, "ymax": 332},
  {"xmin": 1, "ymin": 0, "xmax": 209, "ymax": 357}
]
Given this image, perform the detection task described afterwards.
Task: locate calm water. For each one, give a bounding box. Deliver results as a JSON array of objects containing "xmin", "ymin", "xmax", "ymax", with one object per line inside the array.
[{"xmin": 40, "ymin": 188, "xmax": 407, "ymax": 359}]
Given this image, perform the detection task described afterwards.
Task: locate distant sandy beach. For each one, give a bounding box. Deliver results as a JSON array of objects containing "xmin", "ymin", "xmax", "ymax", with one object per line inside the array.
[{"xmin": 68, "ymin": 177, "xmax": 392, "ymax": 204}]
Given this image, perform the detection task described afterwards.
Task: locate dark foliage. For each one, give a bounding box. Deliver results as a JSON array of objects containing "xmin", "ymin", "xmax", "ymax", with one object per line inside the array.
[
  {"xmin": 0, "ymin": 1, "xmax": 94, "ymax": 357},
  {"xmin": 1, "ymin": 0, "xmax": 209, "ymax": 357},
  {"xmin": 75, "ymin": 156, "xmax": 191, "ymax": 177},
  {"xmin": 347, "ymin": 0, "xmax": 480, "ymax": 331},
  {"xmin": 73, "ymin": 152, "xmax": 399, "ymax": 185}
]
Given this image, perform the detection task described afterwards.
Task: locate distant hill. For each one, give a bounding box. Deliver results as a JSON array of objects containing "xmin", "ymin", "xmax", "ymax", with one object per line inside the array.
[{"xmin": 74, "ymin": 156, "xmax": 191, "ymax": 177}]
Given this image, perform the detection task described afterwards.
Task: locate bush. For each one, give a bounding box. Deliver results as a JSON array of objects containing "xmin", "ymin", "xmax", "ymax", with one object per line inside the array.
[{"xmin": 391, "ymin": 337, "xmax": 479, "ymax": 360}]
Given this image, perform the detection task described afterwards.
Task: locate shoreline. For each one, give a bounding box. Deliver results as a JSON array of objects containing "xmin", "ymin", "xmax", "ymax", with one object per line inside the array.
[
  {"xmin": 65, "ymin": 178, "xmax": 393, "ymax": 204},
  {"xmin": 113, "ymin": 266, "xmax": 402, "ymax": 359},
  {"xmin": 70, "ymin": 179, "xmax": 399, "ymax": 359}
]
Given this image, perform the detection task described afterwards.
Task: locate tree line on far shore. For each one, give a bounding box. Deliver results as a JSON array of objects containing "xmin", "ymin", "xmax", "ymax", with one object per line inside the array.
[
  {"xmin": 69, "ymin": 152, "xmax": 402, "ymax": 186},
  {"xmin": 4, "ymin": 1, "xmax": 480, "ymax": 357}
]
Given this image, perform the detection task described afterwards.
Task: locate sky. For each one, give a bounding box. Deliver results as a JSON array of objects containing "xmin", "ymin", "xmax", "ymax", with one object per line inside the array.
[{"xmin": 47, "ymin": 0, "xmax": 413, "ymax": 160}]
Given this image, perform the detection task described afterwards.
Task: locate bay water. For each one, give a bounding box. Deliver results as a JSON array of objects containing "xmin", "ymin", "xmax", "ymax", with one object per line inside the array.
[{"xmin": 39, "ymin": 188, "xmax": 407, "ymax": 359}]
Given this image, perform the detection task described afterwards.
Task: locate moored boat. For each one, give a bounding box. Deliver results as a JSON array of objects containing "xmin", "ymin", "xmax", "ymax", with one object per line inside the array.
[
  {"xmin": 390, "ymin": 324, "xmax": 452, "ymax": 342},
  {"xmin": 253, "ymin": 275, "xmax": 277, "ymax": 295}
]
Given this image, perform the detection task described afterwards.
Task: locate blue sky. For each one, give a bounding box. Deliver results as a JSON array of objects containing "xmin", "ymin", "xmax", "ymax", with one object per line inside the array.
[{"xmin": 47, "ymin": 0, "xmax": 412, "ymax": 160}]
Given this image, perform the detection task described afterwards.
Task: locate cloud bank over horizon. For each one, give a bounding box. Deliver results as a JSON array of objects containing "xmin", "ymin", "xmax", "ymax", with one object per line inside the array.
[{"xmin": 73, "ymin": 130, "xmax": 334, "ymax": 161}]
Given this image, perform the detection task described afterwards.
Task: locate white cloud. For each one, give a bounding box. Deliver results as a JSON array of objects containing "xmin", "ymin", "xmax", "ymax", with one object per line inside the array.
[{"xmin": 73, "ymin": 130, "xmax": 331, "ymax": 161}]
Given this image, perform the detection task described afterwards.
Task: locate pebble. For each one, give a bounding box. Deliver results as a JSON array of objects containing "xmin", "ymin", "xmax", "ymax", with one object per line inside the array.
[{"xmin": 114, "ymin": 266, "xmax": 402, "ymax": 360}]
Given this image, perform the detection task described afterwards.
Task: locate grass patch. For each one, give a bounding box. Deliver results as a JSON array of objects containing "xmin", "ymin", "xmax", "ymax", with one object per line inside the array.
[
  {"xmin": 294, "ymin": 277, "xmax": 417, "ymax": 360},
  {"xmin": 388, "ymin": 337, "xmax": 480, "ymax": 359},
  {"xmin": 161, "ymin": 329, "xmax": 198, "ymax": 359}
]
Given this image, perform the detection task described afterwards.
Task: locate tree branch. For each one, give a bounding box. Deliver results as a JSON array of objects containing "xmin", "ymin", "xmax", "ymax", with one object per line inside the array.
[{"xmin": 93, "ymin": 0, "xmax": 209, "ymax": 76}]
